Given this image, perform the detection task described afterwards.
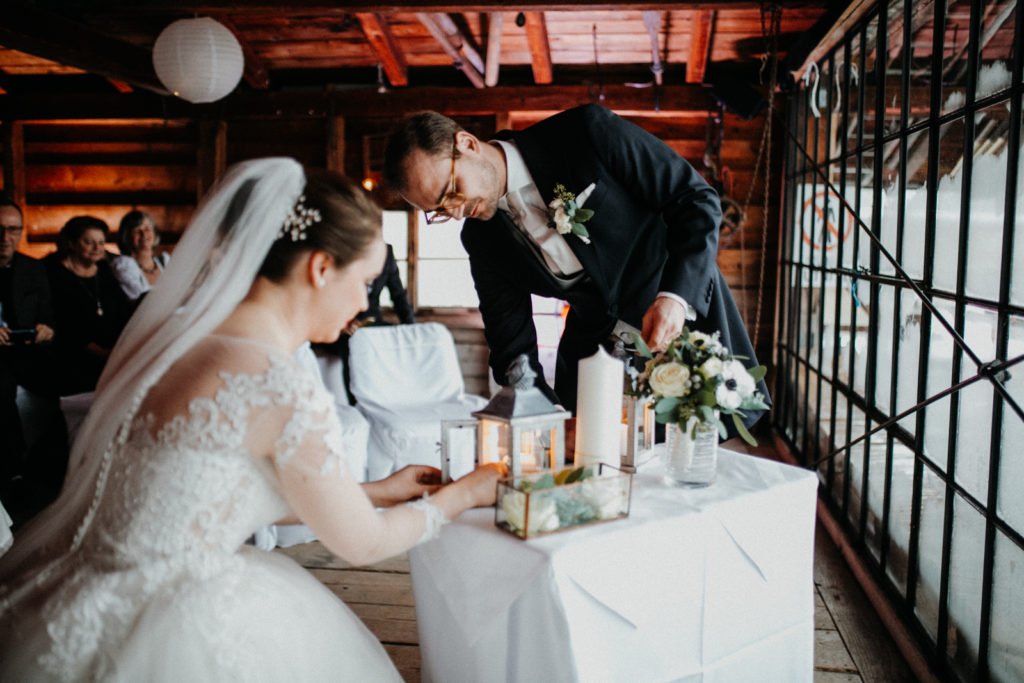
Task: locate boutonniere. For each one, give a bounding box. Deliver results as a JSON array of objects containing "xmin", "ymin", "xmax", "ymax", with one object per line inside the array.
[{"xmin": 548, "ymin": 182, "xmax": 596, "ymax": 245}]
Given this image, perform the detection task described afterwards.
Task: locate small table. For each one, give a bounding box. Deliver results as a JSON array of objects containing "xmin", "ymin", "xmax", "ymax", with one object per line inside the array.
[{"xmin": 409, "ymin": 449, "xmax": 818, "ymax": 683}]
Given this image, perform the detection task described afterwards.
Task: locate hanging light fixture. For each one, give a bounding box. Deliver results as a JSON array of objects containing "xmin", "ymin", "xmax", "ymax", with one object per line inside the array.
[{"xmin": 152, "ymin": 17, "xmax": 244, "ymax": 103}]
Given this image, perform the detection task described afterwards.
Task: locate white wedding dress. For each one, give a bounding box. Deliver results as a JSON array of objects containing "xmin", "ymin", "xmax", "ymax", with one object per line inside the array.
[{"xmin": 0, "ymin": 334, "xmax": 425, "ymax": 682}]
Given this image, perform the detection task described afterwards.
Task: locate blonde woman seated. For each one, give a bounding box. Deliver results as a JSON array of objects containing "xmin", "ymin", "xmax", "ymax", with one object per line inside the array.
[
  {"xmin": 0, "ymin": 160, "xmax": 504, "ymax": 681},
  {"xmin": 111, "ymin": 210, "xmax": 171, "ymax": 300}
]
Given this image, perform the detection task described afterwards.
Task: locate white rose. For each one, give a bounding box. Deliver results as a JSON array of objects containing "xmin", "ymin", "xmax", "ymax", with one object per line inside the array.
[
  {"xmin": 699, "ymin": 357, "xmax": 723, "ymax": 380},
  {"xmin": 580, "ymin": 479, "xmax": 626, "ymax": 520},
  {"xmin": 649, "ymin": 362, "xmax": 690, "ymax": 397},
  {"xmin": 548, "ymin": 196, "xmax": 565, "ymax": 211},
  {"xmin": 501, "ymin": 490, "xmax": 560, "ymax": 535},
  {"xmin": 553, "ymin": 209, "xmax": 573, "ymax": 235}
]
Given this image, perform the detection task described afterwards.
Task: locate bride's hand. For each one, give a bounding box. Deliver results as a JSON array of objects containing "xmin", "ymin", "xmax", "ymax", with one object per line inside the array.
[
  {"xmin": 454, "ymin": 462, "xmax": 507, "ymax": 508},
  {"xmin": 363, "ymin": 465, "xmax": 442, "ymax": 507}
]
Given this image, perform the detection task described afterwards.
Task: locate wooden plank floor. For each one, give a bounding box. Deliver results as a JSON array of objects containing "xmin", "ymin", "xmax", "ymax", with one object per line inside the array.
[{"xmin": 276, "ymin": 446, "xmax": 917, "ymax": 683}]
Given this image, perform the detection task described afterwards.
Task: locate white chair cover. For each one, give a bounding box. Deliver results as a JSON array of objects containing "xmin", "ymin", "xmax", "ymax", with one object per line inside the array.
[{"xmin": 348, "ymin": 323, "xmax": 488, "ymax": 480}]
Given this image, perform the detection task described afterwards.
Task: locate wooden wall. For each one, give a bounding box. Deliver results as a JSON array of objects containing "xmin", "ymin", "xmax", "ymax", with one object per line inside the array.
[{"xmin": 0, "ymin": 105, "xmax": 780, "ymax": 382}]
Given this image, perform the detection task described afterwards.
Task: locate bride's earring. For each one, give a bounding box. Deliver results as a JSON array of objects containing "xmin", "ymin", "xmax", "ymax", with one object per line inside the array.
[{"xmin": 316, "ymin": 274, "xmax": 326, "ymax": 288}]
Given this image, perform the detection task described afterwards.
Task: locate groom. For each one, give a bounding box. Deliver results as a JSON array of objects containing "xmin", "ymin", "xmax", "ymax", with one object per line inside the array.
[{"xmin": 384, "ymin": 105, "xmax": 767, "ymax": 433}]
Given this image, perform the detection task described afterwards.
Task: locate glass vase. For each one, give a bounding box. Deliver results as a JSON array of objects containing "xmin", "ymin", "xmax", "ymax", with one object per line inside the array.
[{"xmin": 664, "ymin": 418, "xmax": 719, "ymax": 487}]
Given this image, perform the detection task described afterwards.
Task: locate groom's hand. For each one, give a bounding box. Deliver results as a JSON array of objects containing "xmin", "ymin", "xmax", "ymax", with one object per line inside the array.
[{"xmin": 641, "ymin": 297, "xmax": 686, "ymax": 352}]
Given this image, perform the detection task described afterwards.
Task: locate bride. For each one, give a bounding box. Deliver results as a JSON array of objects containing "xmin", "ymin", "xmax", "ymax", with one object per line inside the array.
[{"xmin": 0, "ymin": 158, "xmax": 503, "ymax": 681}]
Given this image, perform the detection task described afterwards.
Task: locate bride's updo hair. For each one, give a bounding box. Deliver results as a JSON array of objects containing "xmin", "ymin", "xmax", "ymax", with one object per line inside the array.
[{"xmin": 258, "ymin": 169, "xmax": 382, "ymax": 282}]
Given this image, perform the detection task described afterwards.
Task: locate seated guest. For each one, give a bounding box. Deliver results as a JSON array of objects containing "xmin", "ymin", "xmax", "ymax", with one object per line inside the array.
[
  {"xmin": 0, "ymin": 196, "xmax": 60, "ymax": 522},
  {"xmin": 357, "ymin": 243, "xmax": 414, "ymax": 328},
  {"xmin": 110, "ymin": 210, "xmax": 170, "ymax": 300},
  {"xmin": 44, "ymin": 216, "xmax": 132, "ymax": 396}
]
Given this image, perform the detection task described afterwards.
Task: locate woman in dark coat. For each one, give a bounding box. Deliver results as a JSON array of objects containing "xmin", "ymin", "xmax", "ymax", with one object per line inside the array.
[{"xmin": 44, "ymin": 216, "xmax": 132, "ymax": 396}]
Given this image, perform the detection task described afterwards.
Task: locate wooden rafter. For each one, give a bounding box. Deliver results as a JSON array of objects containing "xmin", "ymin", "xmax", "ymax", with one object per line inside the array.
[
  {"xmin": 0, "ymin": 85, "xmax": 717, "ymax": 120},
  {"xmin": 642, "ymin": 11, "xmax": 664, "ymax": 86},
  {"xmin": 355, "ymin": 13, "xmax": 408, "ymax": 87},
  {"xmin": 484, "ymin": 12, "xmax": 503, "ymax": 87},
  {"xmin": 523, "ymin": 12, "xmax": 553, "ymax": 85},
  {"xmin": 63, "ymin": 1, "xmax": 822, "ymax": 12},
  {"xmin": 215, "ymin": 15, "xmax": 270, "ymax": 89},
  {"xmin": 0, "ymin": 2, "xmax": 167, "ymax": 95},
  {"xmin": 417, "ymin": 13, "xmax": 485, "ymax": 88},
  {"xmin": 686, "ymin": 9, "xmax": 714, "ymax": 84}
]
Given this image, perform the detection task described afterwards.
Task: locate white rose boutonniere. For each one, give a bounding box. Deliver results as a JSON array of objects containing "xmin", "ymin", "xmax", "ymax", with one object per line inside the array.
[{"xmin": 548, "ymin": 182, "xmax": 596, "ymax": 245}]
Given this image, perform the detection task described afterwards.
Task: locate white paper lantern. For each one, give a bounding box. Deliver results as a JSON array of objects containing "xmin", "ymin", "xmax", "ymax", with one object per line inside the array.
[{"xmin": 152, "ymin": 17, "xmax": 244, "ymax": 103}]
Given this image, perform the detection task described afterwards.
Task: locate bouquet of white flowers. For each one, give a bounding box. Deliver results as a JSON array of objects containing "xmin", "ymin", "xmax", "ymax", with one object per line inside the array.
[{"xmin": 630, "ymin": 327, "xmax": 769, "ymax": 446}]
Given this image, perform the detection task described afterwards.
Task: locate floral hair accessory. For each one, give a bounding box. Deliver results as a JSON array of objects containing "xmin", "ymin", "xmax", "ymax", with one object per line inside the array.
[
  {"xmin": 278, "ymin": 194, "xmax": 322, "ymax": 242},
  {"xmin": 548, "ymin": 182, "xmax": 596, "ymax": 245}
]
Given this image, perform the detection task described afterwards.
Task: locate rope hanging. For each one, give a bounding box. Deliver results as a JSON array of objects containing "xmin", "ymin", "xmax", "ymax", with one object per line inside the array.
[{"xmin": 738, "ymin": 1, "xmax": 782, "ymax": 350}]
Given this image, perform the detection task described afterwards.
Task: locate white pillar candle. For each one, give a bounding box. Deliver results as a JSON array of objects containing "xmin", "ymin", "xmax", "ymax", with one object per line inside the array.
[{"xmin": 575, "ymin": 347, "xmax": 624, "ymax": 468}]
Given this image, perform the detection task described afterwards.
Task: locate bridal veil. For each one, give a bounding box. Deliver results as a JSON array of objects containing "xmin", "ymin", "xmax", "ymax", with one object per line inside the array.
[{"xmin": 0, "ymin": 158, "xmax": 306, "ymax": 608}]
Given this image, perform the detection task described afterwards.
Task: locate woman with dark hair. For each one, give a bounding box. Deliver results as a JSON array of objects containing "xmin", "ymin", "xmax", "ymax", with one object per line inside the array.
[
  {"xmin": 0, "ymin": 160, "xmax": 503, "ymax": 681},
  {"xmin": 111, "ymin": 210, "xmax": 170, "ymax": 300},
  {"xmin": 44, "ymin": 215, "xmax": 132, "ymax": 395}
]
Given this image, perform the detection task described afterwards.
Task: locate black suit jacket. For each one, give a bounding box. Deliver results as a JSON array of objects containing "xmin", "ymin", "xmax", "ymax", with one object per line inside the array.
[
  {"xmin": 461, "ymin": 104, "xmax": 768, "ymax": 431},
  {"xmin": 3, "ymin": 252, "xmax": 54, "ymax": 330}
]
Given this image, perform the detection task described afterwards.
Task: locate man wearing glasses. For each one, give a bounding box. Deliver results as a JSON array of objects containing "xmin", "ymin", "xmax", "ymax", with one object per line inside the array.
[
  {"xmin": 1, "ymin": 196, "xmax": 57, "ymax": 520},
  {"xmin": 383, "ymin": 105, "xmax": 765, "ymax": 434}
]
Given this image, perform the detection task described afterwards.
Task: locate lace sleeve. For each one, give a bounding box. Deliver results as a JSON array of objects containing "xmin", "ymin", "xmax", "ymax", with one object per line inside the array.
[
  {"xmin": 406, "ymin": 494, "xmax": 448, "ymax": 543},
  {"xmin": 270, "ymin": 370, "xmax": 446, "ymax": 565}
]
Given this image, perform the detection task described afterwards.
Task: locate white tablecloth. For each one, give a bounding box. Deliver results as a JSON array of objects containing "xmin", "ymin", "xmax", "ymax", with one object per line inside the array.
[{"xmin": 409, "ymin": 449, "xmax": 818, "ymax": 683}]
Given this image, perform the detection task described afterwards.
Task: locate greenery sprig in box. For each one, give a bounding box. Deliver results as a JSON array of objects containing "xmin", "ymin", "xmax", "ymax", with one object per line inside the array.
[
  {"xmin": 631, "ymin": 328, "xmax": 770, "ymax": 445},
  {"xmin": 495, "ymin": 465, "xmax": 633, "ymax": 539}
]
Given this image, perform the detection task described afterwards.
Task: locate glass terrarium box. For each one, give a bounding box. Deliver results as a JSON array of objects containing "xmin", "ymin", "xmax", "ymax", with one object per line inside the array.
[{"xmin": 495, "ymin": 465, "xmax": 633, "ymax": 540}]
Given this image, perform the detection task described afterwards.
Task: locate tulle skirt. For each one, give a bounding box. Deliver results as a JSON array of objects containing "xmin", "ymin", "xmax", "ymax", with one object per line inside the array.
[{"xmin": 0, "ymin": 546, "xmax": 402, "ymax": 682}]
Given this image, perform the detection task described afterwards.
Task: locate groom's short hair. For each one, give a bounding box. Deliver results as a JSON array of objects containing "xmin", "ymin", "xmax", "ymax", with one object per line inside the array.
[{"xmin": 383, "ymin": 110, "xmax": 462, "ymax": 194}]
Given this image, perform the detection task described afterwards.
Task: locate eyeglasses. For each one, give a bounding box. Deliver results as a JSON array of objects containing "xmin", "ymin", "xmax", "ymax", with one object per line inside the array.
[
  {"xmin": 423, "ymin": 141, "xmax": 466, "ymax": 225},
  {"xmin": 0, "ymin": 225, "xmax": 23, "ymax": 236}
]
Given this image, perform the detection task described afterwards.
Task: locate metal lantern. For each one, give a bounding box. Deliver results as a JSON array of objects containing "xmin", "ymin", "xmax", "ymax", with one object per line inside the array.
[
  {"xmin": 440, "ymin": 355, "xmax": 570, "ymax": 482},
  {"xmin": 152, "ymin": 18, "xmax": 244, "ymax": 103},
  {"xmin": 622, "ymin": 395, "xmax": 655, "ymax": 473}
]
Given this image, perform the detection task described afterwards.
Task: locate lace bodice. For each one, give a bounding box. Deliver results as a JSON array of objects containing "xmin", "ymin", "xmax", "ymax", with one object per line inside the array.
[
  {"xmin": 21, "ymin": 335, "xmax": 441, "ymax": 681},
  {"xmin": 87, "ymin": 349, "xmax": 327, "ymax": 566}
]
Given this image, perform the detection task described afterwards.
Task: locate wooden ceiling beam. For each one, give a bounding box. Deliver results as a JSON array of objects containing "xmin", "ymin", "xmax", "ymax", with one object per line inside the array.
[
  {"xmin": 523, "ymin": 12, "xmax": 553, "ymax": 85},
  {"xmin": 68, "ymin": 1, "xmax": 822, "ymax": 12},
  {"xmin": 484, "ymin": 12, "xmax": 503, "ymax": 87},
  {"xmin": 686, "ymin": 9, "xmax": 714, "ymax": 84},
  {"xmin": 215, "ymin": 15, "xmax": 271, "ymax": 89},
  {"xmin": 417, "ymin": 13, "xmax": 485, "ymax": 88},
  {"xmin": 641, "ymin": 11, "xmax": 664, "ymax": 86},
  {"xmin": 356, "ymin": 13, "xmax": 408, "ymax": 87},
  {"xmin": 0, "ymin": 85, "xmax": 717, "ymax": 120},
  {"xmin": 0, "ymin": 2, "xmax": 168, "ymax": 95}
]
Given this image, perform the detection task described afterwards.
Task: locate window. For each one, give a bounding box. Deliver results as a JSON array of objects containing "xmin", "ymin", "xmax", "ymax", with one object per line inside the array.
[
  {"xmin": 777, "ymin": 1, "xmax": 1023, "ymax": 679},
  {"xmin": 414, "ymin": 212, "xmax": 478, "ymax": 308}
]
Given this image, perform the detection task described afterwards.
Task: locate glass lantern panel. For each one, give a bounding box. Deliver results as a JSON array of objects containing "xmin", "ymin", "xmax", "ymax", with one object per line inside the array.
[
  {"xmin": 478, "ymin": 419, "xmax": 510, "ymax": 466},
  {"xmin": 517, "ymin": 428, "xmax": 551, "ymax": 473}
]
